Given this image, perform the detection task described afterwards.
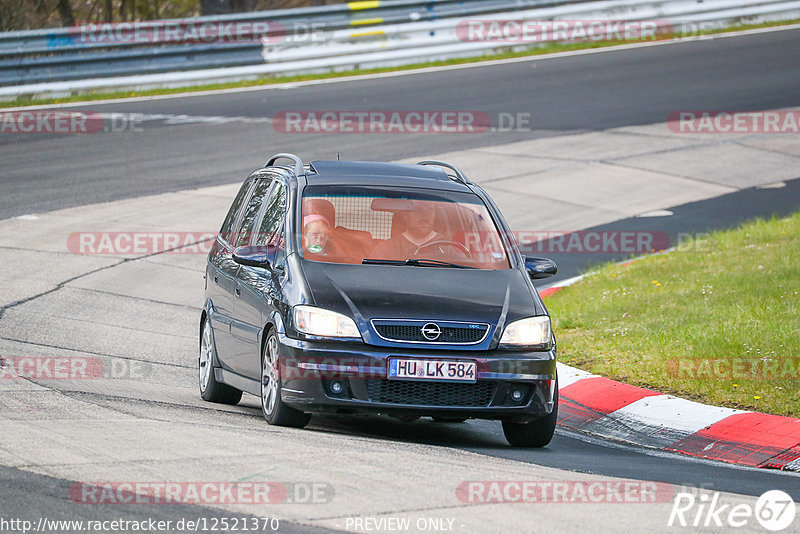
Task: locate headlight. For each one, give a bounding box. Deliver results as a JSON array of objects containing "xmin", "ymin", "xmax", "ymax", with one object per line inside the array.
[
  {"xmin": 498, "ymin": 316, "xmax": 552, "ymax": 349},
  {"xmin": 293, "ymin": 306, "xmax": 361, "ymax": 339}
]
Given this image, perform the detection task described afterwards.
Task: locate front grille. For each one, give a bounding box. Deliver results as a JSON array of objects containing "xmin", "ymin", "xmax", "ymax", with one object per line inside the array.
[
  {"xmin": 366, "ymin": 379, "xmax": 495, "ymax": 407},
  {"xmin": 373, "ymin": 324, "xmax": 488, "ymax": 343}
]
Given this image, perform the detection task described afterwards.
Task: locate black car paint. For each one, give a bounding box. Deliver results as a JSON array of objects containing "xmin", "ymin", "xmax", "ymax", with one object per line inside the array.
[{"xmin": 203, "ymin": 160, "xmax": 557, "ymax": 421}]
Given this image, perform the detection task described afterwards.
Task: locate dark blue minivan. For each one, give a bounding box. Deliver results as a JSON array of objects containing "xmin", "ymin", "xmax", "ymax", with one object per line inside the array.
[{"xmin": 200, "ymin": 153, "xmax": 559, "ymax": 447}]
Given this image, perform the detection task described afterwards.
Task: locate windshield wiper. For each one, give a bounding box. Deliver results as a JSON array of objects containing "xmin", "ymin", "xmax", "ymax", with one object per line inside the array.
[
  {"xmin": 361, "ymin": 258, "xmax": 405, "ymax": 266},
  {"xmin": 406, "ymin": 258, "xmax": 474, "ymax": 269},
  {"xmin": 362, "ymin": 258, "xmax": 473, "ymax": 269}
]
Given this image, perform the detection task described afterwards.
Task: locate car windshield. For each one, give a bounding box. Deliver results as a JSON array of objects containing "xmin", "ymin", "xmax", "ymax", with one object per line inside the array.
[{"xmin": 300, "ymin": 185, "xmax": 510, "ymax": 269}]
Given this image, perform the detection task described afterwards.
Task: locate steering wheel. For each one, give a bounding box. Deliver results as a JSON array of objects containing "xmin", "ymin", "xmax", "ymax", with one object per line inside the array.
[{"xmin": 413, "ymin": 240, "xmax": 472, "ymax": 259}]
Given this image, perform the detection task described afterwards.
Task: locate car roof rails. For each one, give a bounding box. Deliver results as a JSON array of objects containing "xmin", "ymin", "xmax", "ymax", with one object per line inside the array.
[
  {"xmin": 265, "ymin": 153, "xmax": 305, "ymax": 177},
  {"xmin": 416, "ymin": 160, "xmax": 471, "ymax": 185}
]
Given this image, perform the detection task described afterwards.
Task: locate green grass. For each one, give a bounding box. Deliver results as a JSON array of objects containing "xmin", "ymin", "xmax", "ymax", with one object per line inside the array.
[
  {"xmin": 545, "ymin": 212, "xmax": 800, "ymax": 417},
  {"xmin": 2, "ymin": 18, "xmax": 799, "ymax": 109}
]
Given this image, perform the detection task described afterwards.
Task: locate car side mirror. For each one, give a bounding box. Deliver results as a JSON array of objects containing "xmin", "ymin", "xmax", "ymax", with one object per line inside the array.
[
  {"xmin": 524, "ymin": 256, "xmax": 557, "ymax": 280},
  {"xmin": 233, "ymin": 245, "xmax": 272, "ymax": 269}
]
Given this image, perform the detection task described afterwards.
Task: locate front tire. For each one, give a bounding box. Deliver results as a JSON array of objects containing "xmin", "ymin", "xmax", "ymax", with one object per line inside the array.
[
  {"xmin": 502, "ymin": 382, "xmax": 558, "ymax": 447},
  {"xmin": 261, "ymin": 328, "xmax": 310, "ymax": 428},
  {"xmin": 199, "ymin": 317, "xmax": 242, "ymax": 405}
]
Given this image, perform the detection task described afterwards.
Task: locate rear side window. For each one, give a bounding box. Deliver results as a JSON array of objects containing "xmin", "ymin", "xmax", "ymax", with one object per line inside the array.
[
  {"xmin": 234, "ymin": 178, "xmax": 274, "ymax": 247},
  {"xmin": 219, "ymin": 178, "xmax": 255, "ymax": 244}
]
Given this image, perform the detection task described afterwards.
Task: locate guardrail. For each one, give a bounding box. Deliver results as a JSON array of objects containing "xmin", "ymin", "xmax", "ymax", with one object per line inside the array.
[
  {"xmin": 262, "ymin": 0, "xmax": 800, "ymax": 69},
  {"xmin": 0, "ymin": 0, "xmax": 556, "ymax": 86},
  {"xmin": 0, "ymin": 0, "xmax": 798, "ymax": 98},
  {"xmin": 0, "ymin": 0, "xmax": 486, "ymax": 52},
  {"xmin": 0, "ymin": 0, "xmax": 570, "ymax": 56}
]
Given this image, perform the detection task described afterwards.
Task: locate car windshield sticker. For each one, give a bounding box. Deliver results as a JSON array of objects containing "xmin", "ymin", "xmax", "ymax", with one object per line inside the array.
[{"xmin": 308, "ymin": 244, "xmax": 322, "ymax": 253}]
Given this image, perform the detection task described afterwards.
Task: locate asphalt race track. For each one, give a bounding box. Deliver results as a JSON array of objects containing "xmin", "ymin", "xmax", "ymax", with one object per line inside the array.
[
  {"xmin": 3, "ymin": 28, "xmax": 800, "ymax": 219},
  {"xmin": 1, "ymin": 26, "xmax": 799, "ymax": 533}
]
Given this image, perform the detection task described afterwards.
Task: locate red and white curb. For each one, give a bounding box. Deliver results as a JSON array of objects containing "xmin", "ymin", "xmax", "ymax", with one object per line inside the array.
[{"xmin": 538, "ymin": 280, "xmax": 800, "ymax": 472}]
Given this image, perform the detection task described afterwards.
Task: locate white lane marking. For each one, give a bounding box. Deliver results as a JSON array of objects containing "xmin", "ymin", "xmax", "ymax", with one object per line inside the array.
[
  {"xmin": 636, "ymin": 209, "xmax": 674, "ymax": 217},
  {"xmin": 757, "ymin": 181, "xmax": 787, "ymax": 189},
  {"xmin": 609, "ymin": 394, "xmax": 747, "ymax": 434},
  {"xmin": 96, "ymin": 112, "xmax": 273, "ymax": 125},
  {"xmin": 4, "ymin": 23, "xmax": 800, "ymax": 112},
  {"xmin": 15, "ymin": 214, "xmax": 39, "ymax": 220}
]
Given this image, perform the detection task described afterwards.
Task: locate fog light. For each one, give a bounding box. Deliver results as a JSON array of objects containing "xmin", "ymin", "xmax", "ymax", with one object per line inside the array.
[
  {"xmin": 505, "ymin": 385, "xmax": 529, "ymax": 405},
  {"xmin": 330, "ymin": 381, "xmax": 344, "ymax": 394}
]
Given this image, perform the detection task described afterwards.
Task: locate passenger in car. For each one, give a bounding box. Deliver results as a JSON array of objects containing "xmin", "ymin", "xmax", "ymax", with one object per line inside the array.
[
  {"xmin": 303, "ymin": 214, "xmax": 336, "ymax": 256},
  {"xmin": 303, "ymin": 198, "xmax": 336, "ymax": 225},
  {"xmin": 302, "ymin": 198, "xmax": 372, "ymax": 262}
]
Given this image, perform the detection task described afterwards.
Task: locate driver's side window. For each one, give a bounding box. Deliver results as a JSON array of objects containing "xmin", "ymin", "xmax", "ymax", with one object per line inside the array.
[
  {"xmin": 219, "ymin": 178, "xmax": 255, "ymax": 246},
  {"xmin": 234, "ymin": 178, "xmax": 273, "ymax": 248},
  {"xmin": 254, "ymin": 182, "xmax": 287, "ymax": 268}
]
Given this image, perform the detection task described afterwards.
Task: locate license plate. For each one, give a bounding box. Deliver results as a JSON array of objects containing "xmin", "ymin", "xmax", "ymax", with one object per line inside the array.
[{"xmin": 387, "ymin": 358, "xmax": 477, "ymax": 382}]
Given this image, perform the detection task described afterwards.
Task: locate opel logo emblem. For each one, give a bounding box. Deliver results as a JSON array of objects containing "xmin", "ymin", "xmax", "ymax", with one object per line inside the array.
[{"xmin": 421, "ymin": 322, "xmax": 441, "ymax": 341}]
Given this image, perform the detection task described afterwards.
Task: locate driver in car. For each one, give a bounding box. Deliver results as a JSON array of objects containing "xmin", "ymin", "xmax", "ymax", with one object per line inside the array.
[{"xmin": 370, "ymin": 200, "xmax": 449, "ymax": 259}]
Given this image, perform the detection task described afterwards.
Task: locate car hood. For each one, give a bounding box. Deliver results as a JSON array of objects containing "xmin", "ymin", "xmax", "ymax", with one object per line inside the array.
[{"xmin": 300, "ymin": 261, "xmax": 544, "ymax": 349}]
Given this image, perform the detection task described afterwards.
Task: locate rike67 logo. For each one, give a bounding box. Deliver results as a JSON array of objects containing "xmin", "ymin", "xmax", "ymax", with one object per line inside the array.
[{"xmin": 669, "ymin": 490, "xmax": 796, "ymax": 531}]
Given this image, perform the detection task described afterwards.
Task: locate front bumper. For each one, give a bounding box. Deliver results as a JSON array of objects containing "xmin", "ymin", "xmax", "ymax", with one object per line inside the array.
[{"xmin": 276, "ymin": 334, "xmax": 557, "ymax": 422}]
